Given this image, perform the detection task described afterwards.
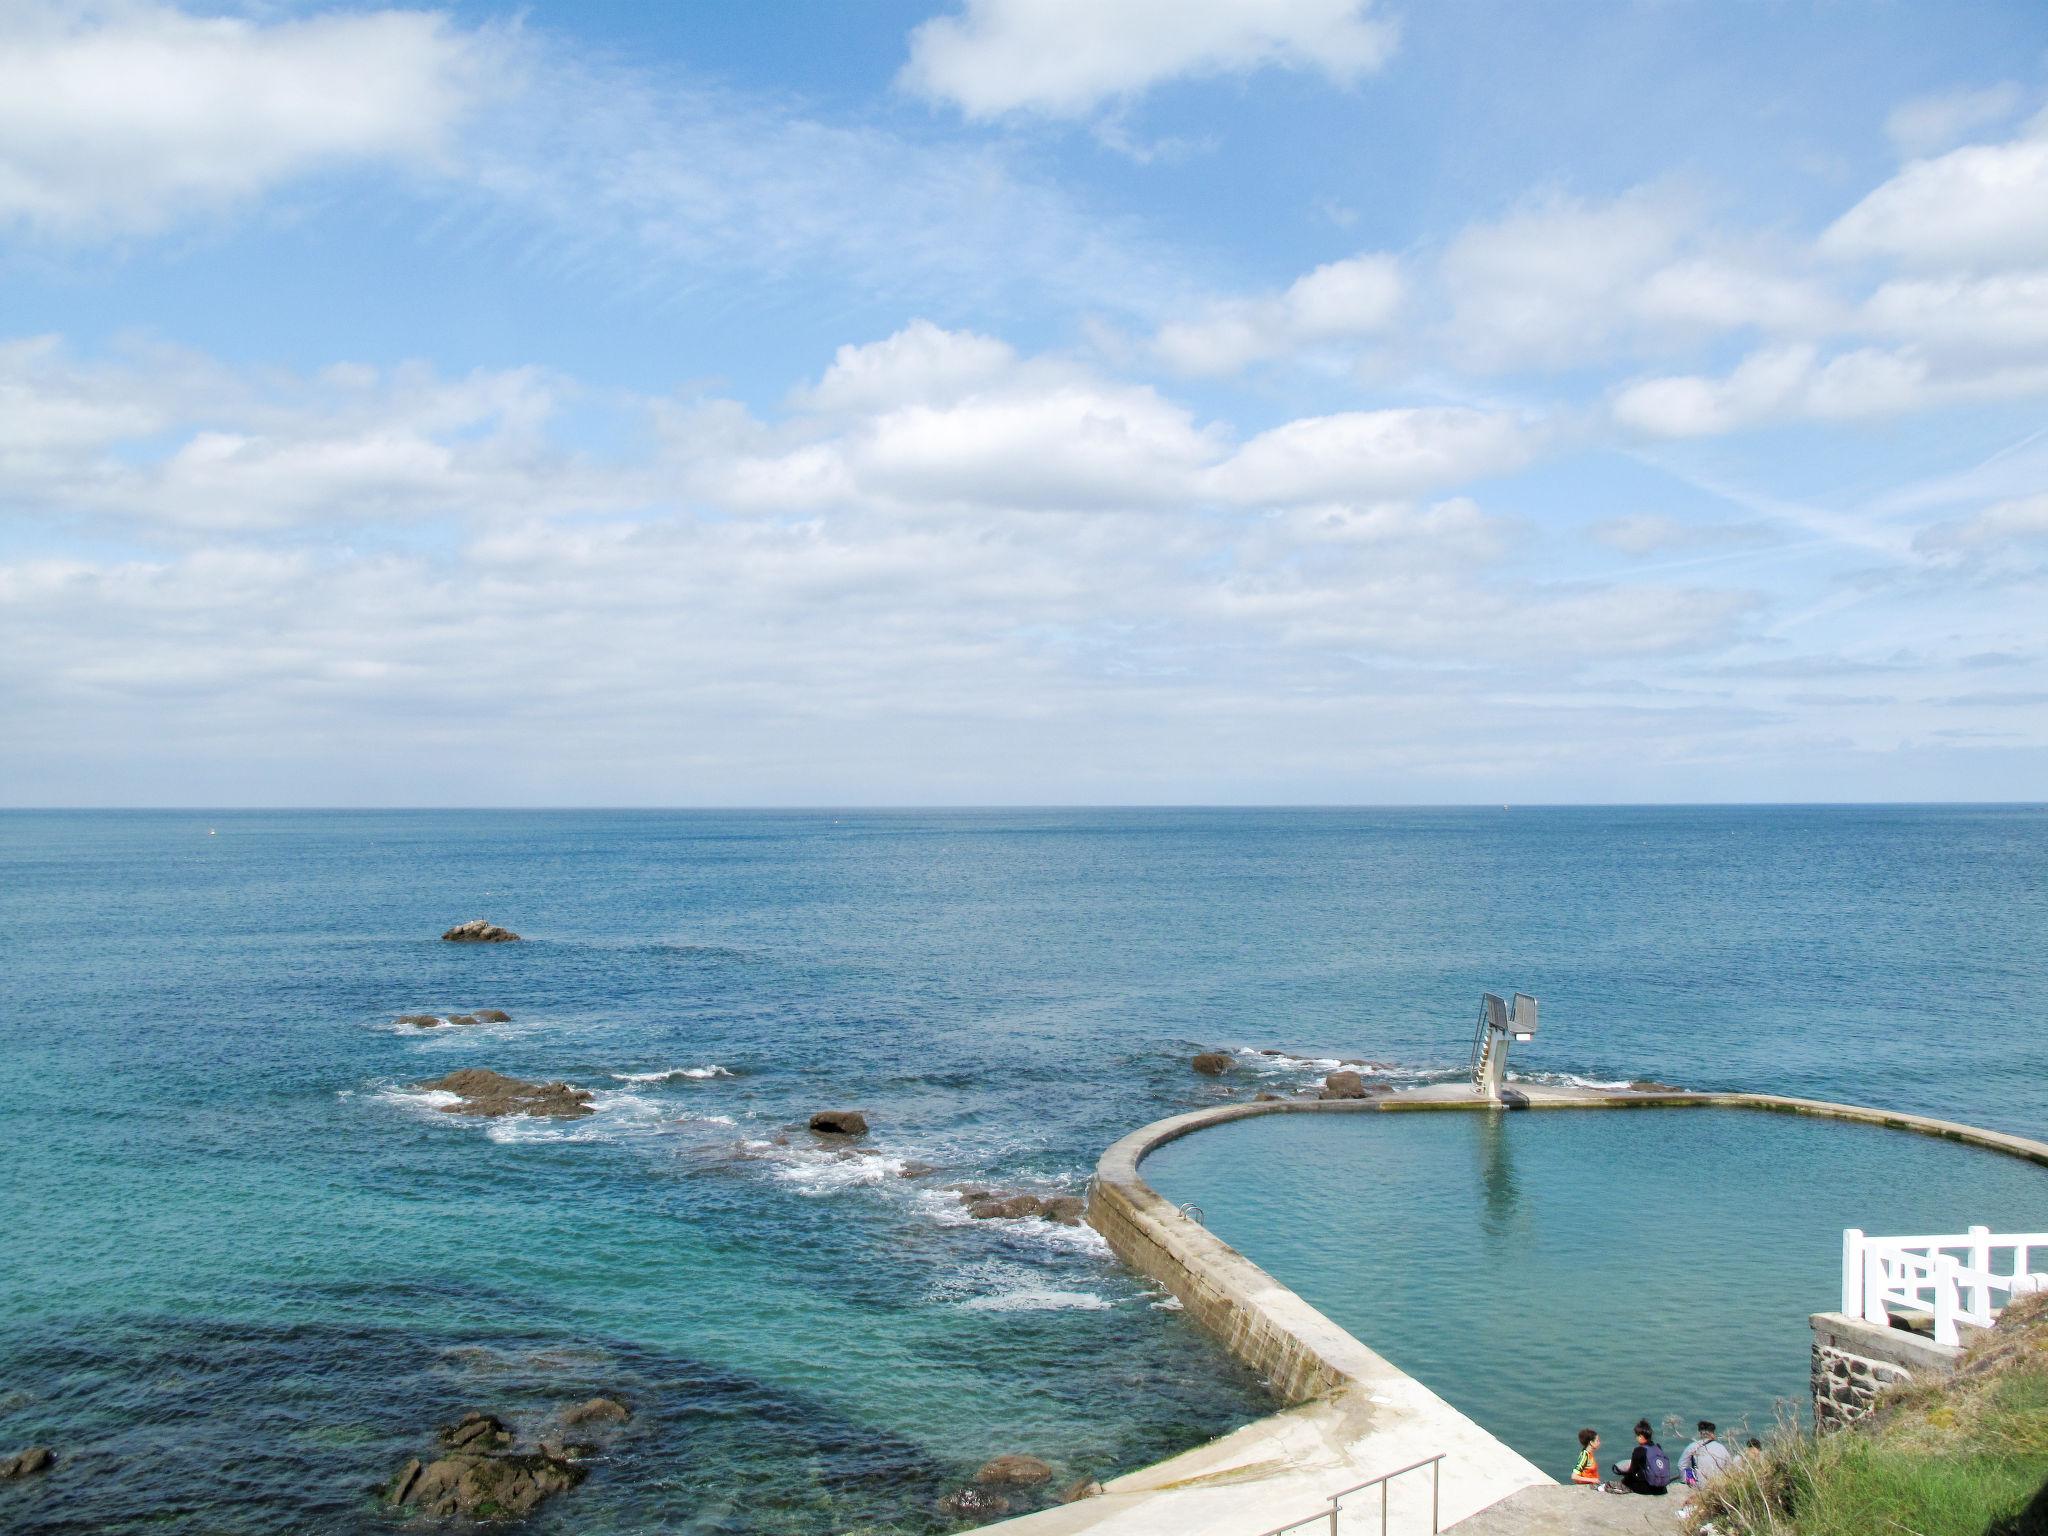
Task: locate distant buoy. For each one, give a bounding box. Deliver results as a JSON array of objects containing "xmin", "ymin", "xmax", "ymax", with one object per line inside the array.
[{"xmin": 208, "ymin": 828, "xmax": 217, "ymax": 836}]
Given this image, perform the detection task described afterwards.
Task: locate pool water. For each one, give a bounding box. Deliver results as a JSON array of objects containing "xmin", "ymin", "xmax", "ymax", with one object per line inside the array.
[{"xmin": 1145, "ymin": 1107, "xmax": 2048, "ymax": 1478}]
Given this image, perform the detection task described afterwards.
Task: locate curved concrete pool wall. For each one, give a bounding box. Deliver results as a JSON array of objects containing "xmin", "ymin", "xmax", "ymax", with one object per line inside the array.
[{"xmin": 985, "ymin": 1083, "xmax": 2048, "ymax": 1536}]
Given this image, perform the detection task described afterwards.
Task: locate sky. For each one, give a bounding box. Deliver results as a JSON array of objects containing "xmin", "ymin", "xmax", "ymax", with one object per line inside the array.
[{"xmin": 3, "ymin": 0, "xmax": 2047, "ymax": 806}]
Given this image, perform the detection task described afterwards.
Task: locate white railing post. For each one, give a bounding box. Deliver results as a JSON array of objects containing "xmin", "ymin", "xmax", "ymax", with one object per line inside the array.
[
  {"xmin": 1842, "ymin": 1229, "xmax": 1864, "ymax": 1315},
  {"xmin": 1968, "ymin": 1226, "xmax": 1993, "ymax": 1324},
  {"xmin": 1933, "ymin": 1255, "xmax": 1960, "ymax": 1347}
]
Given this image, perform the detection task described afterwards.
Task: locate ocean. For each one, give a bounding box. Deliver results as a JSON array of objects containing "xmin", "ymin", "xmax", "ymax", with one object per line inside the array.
[{"xmin": 2, "ymin": 806, "xmax": 2044, "ymax": 1532}]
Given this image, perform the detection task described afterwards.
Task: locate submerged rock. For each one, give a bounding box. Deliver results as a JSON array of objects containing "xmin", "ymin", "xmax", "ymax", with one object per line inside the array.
[
  {"xmin": 0, "ymin": 1446, "xmax": 53, "ymax": 1479},
  {"xmin": 808, "ymin": 1110, "xmax": 869, "ymax": 1137},
  {"xmin": 1190, "ymin": 1051, "xmax": 1232, "ymax": 1076},
  {"xmin": 940, "ymin": 1486, "xmax": 1010, "ymax": 1519},
  {"xmin": 1061, "ymin": 1476, "xmax": 1104, "ymax": 1503},
  {"xmin": 418, "ymin": 1068, "xmax": 594, "ymax": 1120},
  {"xmin": 442, "ymin": 920, "xmax": 521, "ymax": 943},
  {"xmin": 976, "ymin": 1454, "xmax": 1053, "ymax": 1487},
  {"xmin": 398, "ymin": 1014, "xmax": 444, "ymax": 1028},
  {"xmin": 1254, "ymin": 1091, "xmax": 1282, "ymax": 1102},
  {"xmin": 1628, "ymin": 1079, "xmax": 1684, "ymax": 1093},
  {"xmin": 560, "ymin": 1396, "xmax": 630, "ymax": 1427}
]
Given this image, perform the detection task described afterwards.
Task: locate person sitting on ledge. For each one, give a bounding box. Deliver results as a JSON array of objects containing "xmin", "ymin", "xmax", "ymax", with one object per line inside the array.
[
  {"xmin": 1572, "ymin": 1428, "xmax": 1602, "ymax": 1486},
  {"xmin": 1679, "ymin": 1420, "xmax": 1735, "ymax": 1486},
  {"xmin": 1605, "ymin": 1420, "xmax": 1671, "ymax": 1495}
]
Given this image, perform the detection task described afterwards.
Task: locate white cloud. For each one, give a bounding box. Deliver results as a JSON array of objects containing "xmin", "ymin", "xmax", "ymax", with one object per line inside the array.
[
  {"xmin": 899, "ymin": 0, "xmax": 1397, "ymax": 121},
  {"xmin": 1206, "ymin": 407, "xmax": 1537, "ymax": 504},
  {"xmin": 1153, "ymin": 252, "xmax": 1402, "ymax": 375},
  {"xmin": 1885, "ymin": 83, "xmax": 2024, "ymax": 158},
  {"xmin": 1822, "ymin": 129, "xmax": 2048, "ymax": 271},
  {"xmin": 1438, "ymin": 190, "xmax": 1836, "ymax": 371},
  {"xmin": 1862, "ymin": 271, "xmax": 2048, "ymax": 355},
  {"xmin": 795, "ymin": 320, "xmax": 1019, "ymax": 413},
  {"xmin": 1612, "ymin": 343, "xmax": 2048, "ymax": 438},
  {"xmin": 1916, "ymin": 492, "xmax": 2048, "ymax": 554},
  {"xmin": 0, "ymin": 1, "xmax": 491, "ymax": 235},
  {"xmin": 1590, "ymin": 514, "xmax": 1769, "ymax": 558}
]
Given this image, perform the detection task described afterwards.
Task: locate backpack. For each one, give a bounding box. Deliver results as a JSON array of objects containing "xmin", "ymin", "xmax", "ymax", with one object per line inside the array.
[{"xmin": 1642, "ymin": 1444, "xmax": 1672, "ymax": 1489}]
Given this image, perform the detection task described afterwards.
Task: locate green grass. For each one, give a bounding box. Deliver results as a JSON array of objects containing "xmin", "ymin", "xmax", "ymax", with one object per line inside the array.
[{"xmin": 1687, "ymin": 1295, "xmax": 2048, "ymax": 1536}]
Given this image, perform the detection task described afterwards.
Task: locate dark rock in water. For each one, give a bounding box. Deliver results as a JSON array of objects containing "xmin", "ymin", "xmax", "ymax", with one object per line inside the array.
[
  {"xmin": 809, "ymin": 1110, "xmax": 868, "ymax": 1137},
  {"xmin": 1254, "ymin": 1091, "xmax": 1282, "ymax": 1102},
  {"xmin": 976, "ymin": 1454, "xmax": 1053, "ymax": 1487},
  {"xmin": 418, "ymin": 1068, "xmax": 594, "ymax": 1120},
  {"xmin": 473, "ymin": 1009, "xmax": 512, "ymax": 1023},
  {"xmin": 390, "ymin": 1451, "xmax": 584, "ymax": 1519},
  {"xmin": 1061, "ymin": 1477, "xmax": 1104, "ymax": 1503},
  {"xmin": 967, "ymin": 1192, "xmax": 1046, "ymax": 1220},
  {"xmin": 560, "ymin": 1396, "xmax": 630, "ymax": 1427},
  {"xmin": 1320, "ymin": 1070, "xmax": 1369, "ymax": 1100},
  {"xmin": 442, "ymin": 919, "xmax": 521, "ymax": 943},
  {"xmin": 941, "ymin": 1486, "xmax": 1010, "ymax": 1518},
  {"xmin": 444, "ymin": 1014, "xmax": 480, "ymax": 1027},
  {"xmin": 398, "ymin": 1014, "xmax": 444, "ymax": 1028},
  {"xmin": 1191, "ymin": 1051, "xmax": 1232, "ymax": 1076},
  {"xmin": 0, "ymin": 1446, "xmax": 54, "ymax": 1479},
  {"xmin": 440, "ymin": 1411, "xmax": 514, "ymax": 1452},
  {"xmin": 1628, "ymin": 1079, "xmax": 1684, "ymax": 1093},
  {"xmin": 1039, "ymin": 1196, "xmax": 1086, "ymax": 1226},
  {"xmin": 897, "ymin": 1161, "xmax": 939, "ymax": 1179}
]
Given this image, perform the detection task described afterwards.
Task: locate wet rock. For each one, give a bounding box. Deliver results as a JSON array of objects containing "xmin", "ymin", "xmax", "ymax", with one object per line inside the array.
[
  {"xmin": 898, "ymin": 1161, "xmax": 939, "ymax": 1179},
  {"xmin": 391, "ymin": 1451, "xmax": 584, "ymax": 1519},
  {"xmin": 399, "ymin": 1014, "xmax": 444, "ymax": 1028},
  {"xmin": 1061, "ymin": 1477, "xmax": 1104, "ymax": 1503},
  {"xmin": 0, "ymin": 1446, "xmax": 54, "ymax": 1479},
  {"xmin": 1254, "ymin": 1091, "xmax": 1282, "ymax": 1102},
  {"xmin": 442, "ymin": 919, "xmax": 521, "ymax": 943},
  {"xmin": 418, "ymin": 1068, "xmax": 594, "ymax": 1120},
  {"xmin": 473, "ymin": 1009, "xmax": 512, "ymax": 1023},
  {"xmin": 1039, "ymin": 1195, "xmax": 1086, "ymax": 1226},
  {"xmin": 1191, "ymin": 1052, "xmax": 1232, "ymax": 1076},
  {"xmin": 1628, "ymin": 1079, "xmax": 1684, "ymax": 1093},
  {"xmin": 809, "ymin": 1110, "xmax": 868, "ymax": 1137},
  {"xmin": 976, "ymin": 1454, "xmax": 1053, "ymax": 1487},
  {"xmin": 440, "ymin": 1411, "xmax": 513, "ymax": 1452},
  {"xmin": 941, "ymin": 1486, "xmax": 1010, "ymax": 1519},
  {"xmin": 1320, "ymin": 1070, "xmax": 1369, "ymax": 1100},
  {"xmin": 560, "ymin": 1396, "xmax": 630, "ymax": 1427},
  {"xmin": 445, "ymin": 1014, "xmax": 480, "ymax": 1027}
]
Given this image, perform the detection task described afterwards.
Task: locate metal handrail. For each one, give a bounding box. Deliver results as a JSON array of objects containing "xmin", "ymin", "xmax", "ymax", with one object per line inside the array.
[
  {"xmin": 1249, "ymin": 1453, "xmax": 1444, "ymax": 1536},
  {"xmin": 1178, "ymin": 1201, "xmax": 1206, "ymax": 1225}
]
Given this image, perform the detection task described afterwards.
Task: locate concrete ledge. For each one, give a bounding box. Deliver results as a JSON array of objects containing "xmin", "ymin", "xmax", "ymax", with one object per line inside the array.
[{"xmin": 982, "ymin": 1084, "xmax": 2048, "ymax": 1536}]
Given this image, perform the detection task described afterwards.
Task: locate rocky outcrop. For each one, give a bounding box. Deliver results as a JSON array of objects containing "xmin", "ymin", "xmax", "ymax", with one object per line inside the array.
[
  {"xmin": 399, "ymin": 1014, "xmax": 444, "ymax": 1028},
  {"xmin": 1061, "ymin": 1477, "xmax": 1103, "ymax": 1503},
  {"xmin": 442, "ymin": 920, "xmax": 521, "ymax": 943},
  {"xmin": 1319, "ymin": 1070, "xmax": 1383, "ymax": 1100},
  {"xmin": 957, "ymin": 1190, "xmax": 1086, "ymax": 1226},
  {"xmin": 1191, "ymin": 1052, "xmax": 1232, "ymax": 1075},
  {"xmin": 560, "ymin": 1397, "xmax": 630, "ymax": 1427},
  {"xmin": 1628, "ymin": 1079, "xmax": 1684, "ymax": 1093},
  {"xmin": 808, "ymin": 1110, "xmax": 868, "ymax": 1137},
  {"xmin": 0, "ymin": 1447, "xmax": 53, "ymax": 1479},
  {"xmin": 401, "ymin": 1009, "xmax": 512, "ymax": 1028},
  {"xmin": 418, "ymin": 1068, "xmax": 593, "ymax": 1119},
  {"xmin": 473, "ymin": 1009, "xmax": 512, "ymax": 1023},
  {"xmin": 976, "ymin": 1454, "xmax": 1053, "ymax": 1486},
  {"xmin": 384, "ymin": 1410, "xmax": 607, "ymax": 1521}
]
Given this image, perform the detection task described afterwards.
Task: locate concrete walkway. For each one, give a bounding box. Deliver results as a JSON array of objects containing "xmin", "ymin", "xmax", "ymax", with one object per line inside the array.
[{"xmin": 1445, "ymin": 1482, "xmax": 1690, "ymax": 1534}]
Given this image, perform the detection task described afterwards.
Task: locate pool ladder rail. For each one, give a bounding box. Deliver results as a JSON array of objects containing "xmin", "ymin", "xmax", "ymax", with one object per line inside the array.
[{"xmin": 1251, "ymin": 1453, "xmax": 1444, "ymax": 1536}]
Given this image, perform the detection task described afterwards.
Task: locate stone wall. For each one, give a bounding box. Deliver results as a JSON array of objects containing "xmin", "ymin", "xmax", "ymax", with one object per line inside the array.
[{"xmin": 1809, "ymin": 1312, "xmax": 1959, "ymax": 1429}]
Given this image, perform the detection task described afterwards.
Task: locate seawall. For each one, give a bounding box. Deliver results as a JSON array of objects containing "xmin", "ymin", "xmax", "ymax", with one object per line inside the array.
[{"xmin": 983, "ymin": 1082, "xmax": 2048, "ymax": 1535}]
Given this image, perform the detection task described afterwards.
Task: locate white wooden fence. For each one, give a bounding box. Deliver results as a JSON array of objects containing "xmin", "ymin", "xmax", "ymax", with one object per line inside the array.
[{"xmin": 1842, "ymin": 1227, "xmax": 2048, "ymax": 1346}]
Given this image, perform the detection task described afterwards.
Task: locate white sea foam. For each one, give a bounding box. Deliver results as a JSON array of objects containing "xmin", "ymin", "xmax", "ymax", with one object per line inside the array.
[
  {"xmin": 932, "ymin": 1259, "xmax": 1113, "ymax": 1313},
  {"xmin": 610, "ymin": 1065, "xmax": 735, "ymax": 1083},
  {"xmin": 372, "ymin": 1086, "xmax": 465, "ymax": 1118},
  {"xmin": 760, "ymin": 1141, "xmax": 917, "ymax": 1193},
  {"xmin": 484, "ymin": 1089, "xmax": 672, "ymax": 1145},
  {"xmin": 1232, "ymin": 1047, "xmax": 1448, "ymax": 1085},
  {"xmin": 1512, "ymin": 1069, "xmax": 1654, "ymax": 1092},
  {"xmin": 959, "ymin": 1287, "xmax": 1113, "ymax": 1313}
]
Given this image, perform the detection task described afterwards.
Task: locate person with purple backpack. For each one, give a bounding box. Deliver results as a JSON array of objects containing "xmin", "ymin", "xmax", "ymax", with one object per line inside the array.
[{"xmin": 1605, "ymin": 1419, "xmax": 1672, "ymax": 1495}]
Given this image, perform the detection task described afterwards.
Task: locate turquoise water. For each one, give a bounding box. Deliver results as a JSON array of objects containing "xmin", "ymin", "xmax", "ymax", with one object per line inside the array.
[
  {"xmin": 1147, "ymin": 1108, "xmax": 2048, "ymax": 1475},
  {"xmin": 2, "ymin": 806, "xmax": 2045, "ymax": 1531}
]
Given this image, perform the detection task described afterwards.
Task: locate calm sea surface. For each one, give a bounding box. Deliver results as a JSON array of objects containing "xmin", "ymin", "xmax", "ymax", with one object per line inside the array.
[{"xmin": 2, "ymin": 807, "xmax": 2044, "ymax": 1532}]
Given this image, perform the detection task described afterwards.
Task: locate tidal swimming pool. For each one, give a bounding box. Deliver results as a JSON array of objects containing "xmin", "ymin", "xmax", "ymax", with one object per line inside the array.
[{"xmin": 1144, "ymin": 1107, "xmax": 2048, "ymax": 1479}]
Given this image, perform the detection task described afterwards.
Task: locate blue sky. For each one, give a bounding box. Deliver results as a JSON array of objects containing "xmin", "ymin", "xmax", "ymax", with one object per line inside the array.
[{"xmin": 3, "ymin": 0, "xmax": 2046, "ymax": 804}]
